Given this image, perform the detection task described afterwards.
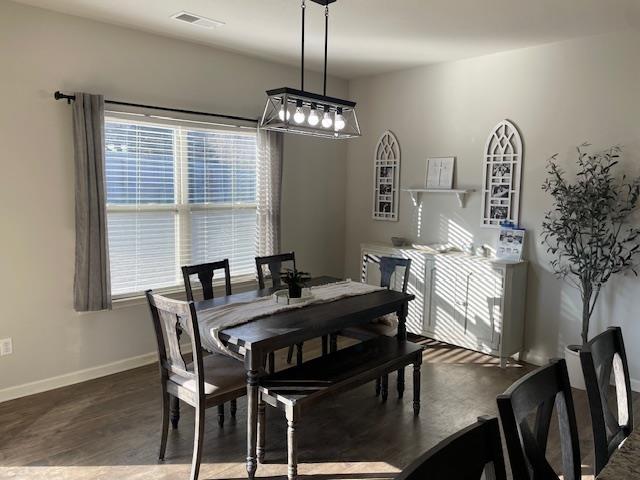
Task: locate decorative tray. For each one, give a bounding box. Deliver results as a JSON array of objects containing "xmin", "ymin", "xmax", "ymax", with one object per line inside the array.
[{"xmin": 273, "ymin": 288, "xmax": 313, "ymax": 305}]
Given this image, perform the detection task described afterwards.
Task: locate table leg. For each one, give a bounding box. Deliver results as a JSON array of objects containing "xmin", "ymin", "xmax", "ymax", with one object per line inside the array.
[
  {"xmin": 396, "ymin": 302, "xmax": 408, "ymax": 402},
  {"xmin": 413, "ymin": 360, "xmax": 421, "ymax": 415},
  {"xmin": 246, "ymin": 368, "xmax": 260, "ymax": 479},
  {"xmin": 257, "ymin": 399, "xmax": 266, "ymax": 463},
  {"xmin": 397, "ymin": 368, "xmax": 405, "ymax": 398}
]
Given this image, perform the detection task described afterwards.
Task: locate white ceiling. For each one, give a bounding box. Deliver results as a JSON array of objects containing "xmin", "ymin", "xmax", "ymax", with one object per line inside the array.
[{"xmin": 13, "ymin": 0, "xmax": 640, "ymax": 78}]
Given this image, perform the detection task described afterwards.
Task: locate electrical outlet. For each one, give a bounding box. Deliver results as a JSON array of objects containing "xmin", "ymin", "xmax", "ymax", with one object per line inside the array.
[{"xmin": 0, "ymin": 338, "xmax": 12, "ymax": 356}]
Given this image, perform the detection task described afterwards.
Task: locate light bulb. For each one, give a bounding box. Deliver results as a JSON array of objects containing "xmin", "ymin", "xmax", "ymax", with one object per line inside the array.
[
  {"xmin": 321, "ymin": 109, "xmax": 333, "ymax": 129},
  {"xmin": 293, "ymin": 100, "xmax": 305, "ymax": 124},
  {"xmin": 278, "ymin": 100, "xmax": 290, "ymax": 121},
  {"xmin": 308, "ymin": 104, "xmax": 320, "ymax": 126},
  {"xmin": 334, "ymin": 108, "xmax": 345, "ymax": 131}
]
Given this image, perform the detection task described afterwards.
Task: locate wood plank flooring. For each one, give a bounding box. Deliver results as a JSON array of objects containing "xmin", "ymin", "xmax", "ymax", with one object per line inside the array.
[{"xmin": 0, "ymin": 336, "xmax": 636, "ymax": 479}]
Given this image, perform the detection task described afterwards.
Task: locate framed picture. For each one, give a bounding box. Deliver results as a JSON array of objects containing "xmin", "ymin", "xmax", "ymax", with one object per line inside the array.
[
  {"xmin": 426, "ymin": 157, "xmax": 455, "ymax": 189},
  {"xmin": 372, "ymin": 130, "xmax": 400, "ymax": 221}
]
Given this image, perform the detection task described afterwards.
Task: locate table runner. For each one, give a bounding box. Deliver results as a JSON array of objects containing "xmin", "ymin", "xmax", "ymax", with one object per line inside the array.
[
  {"xmin": 596, "ymin": 429, "xmax": 640, "ymax": 479},
  {"xmin": 197, "ymin": 280, "xmax": 384, "ymax": 358}
]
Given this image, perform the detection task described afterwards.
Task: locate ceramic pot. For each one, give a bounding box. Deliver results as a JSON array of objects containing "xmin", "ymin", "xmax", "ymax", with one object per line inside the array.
[
  {"xmin": 288, "ymin": 283, "xmax": 302, "ymax": 299},
  {"xmin": 564, "ymin": 345, "xmax": 586, "ymax": 390}
]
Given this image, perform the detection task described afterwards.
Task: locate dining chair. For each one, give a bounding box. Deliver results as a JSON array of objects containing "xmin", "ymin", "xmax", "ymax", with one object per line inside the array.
[
  {"xmin": 182, "ymin": 259, "xmax": 237, "ymax": 425},
  {"xmin": 255, "ymin": 252, "xmax": 302, "ymax": 365},
  {"xmin": 341, "ymin": 254, "xmax": 412, "ymax": 400},
  {"xmin": 146, "ymin": 290, "xmax": 246, "ymax": 480},
  {"xmin": 497, "ymin": 358, "xmax": 581, "ymax": 480},
  {"xmin": 395, "ymin": 416, "xmax": 507, "ymax": 480},
  {"xmin": 580, "ymin": 326, "xmax": 634, "ymax": 476}
]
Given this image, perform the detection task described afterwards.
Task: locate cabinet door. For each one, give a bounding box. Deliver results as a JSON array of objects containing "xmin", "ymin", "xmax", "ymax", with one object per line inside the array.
[
  {"xmin": 461, "ymin": 261, "xmax": 503, "ymax": 351},
  {"xmin": 426, "ymin": 255, "xmax": 467, "ymax": 340}
]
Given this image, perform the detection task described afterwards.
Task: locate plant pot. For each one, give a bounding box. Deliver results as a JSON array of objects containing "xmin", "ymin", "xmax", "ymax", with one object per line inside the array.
[
  {"xmin": 288, "ymin": 284, "xmax": 302, "ymax": 299},
  {"xmin": 564, "ymin": 345, "xmax": 586, "ymax": 390}
]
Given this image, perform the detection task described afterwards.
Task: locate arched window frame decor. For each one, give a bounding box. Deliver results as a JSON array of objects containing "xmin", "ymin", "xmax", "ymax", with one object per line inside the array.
[
  {"xmin": 481, "ymin": 120, "xmax": 523, "ymax": 228},
  {"xmin": 372, "ymin": 130, "xmax": 400, "ymax": 221}
]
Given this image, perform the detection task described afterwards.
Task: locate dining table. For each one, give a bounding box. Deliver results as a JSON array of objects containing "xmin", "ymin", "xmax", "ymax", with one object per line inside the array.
[
  {"xmin": 191, "ymin": 276, "xmax": 415, "ymax": 479},
  {"xmin": 595, "ymin": 428, "xmax": 640, "ymax": 479}
]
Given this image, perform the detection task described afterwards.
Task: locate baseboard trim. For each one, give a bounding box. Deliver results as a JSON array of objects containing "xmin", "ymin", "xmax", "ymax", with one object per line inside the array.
[{"xmin": 0, "ymin": 351, "xmax": 158, "ymax": 404}]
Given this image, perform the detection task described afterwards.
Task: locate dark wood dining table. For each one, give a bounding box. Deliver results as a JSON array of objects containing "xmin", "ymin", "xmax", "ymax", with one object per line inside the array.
[
  {"xmin": 596, "ymin": 428, "xmax": 640, "ymax": 479},
  {"xmin": 193, "ymin": 276, "xmax": 415, "ymax": 479}
]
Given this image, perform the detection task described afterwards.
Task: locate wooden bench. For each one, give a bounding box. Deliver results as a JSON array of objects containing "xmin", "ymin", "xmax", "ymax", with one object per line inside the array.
[{"xmin": 257, "ymin": 336, "xmax": 424, "ymax": 480}]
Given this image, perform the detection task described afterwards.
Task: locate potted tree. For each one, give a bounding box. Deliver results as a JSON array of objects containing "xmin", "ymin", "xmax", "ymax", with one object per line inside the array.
[
  {"xmin": 281, "ymin": 268, "xmax": 311, "ymax": 299},
  {"xmin": 542, "ymin": 144, "xmax": 640, "ymax": 388}
]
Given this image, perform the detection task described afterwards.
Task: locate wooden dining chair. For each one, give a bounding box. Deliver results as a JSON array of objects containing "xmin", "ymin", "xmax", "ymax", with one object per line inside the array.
[
  {"xmin": 341, "ymin": 254, "xmax": 412, "ymax": 400},
  {"xmin": 580, "ymin": 326, "xmax": 634, "ymax": 476},
  {"xmin": 497, "ymin": 358, "xmax": 581, "ymax": 480},
  {"xmin": 395, "ymin": 416, "xmax": 507, "ymax": 480},
  {"xmin": 146, "ymin": 290, "xmax": 246, "ymax": 480},
  {"xmin": 255, "ymin": 252, "xmax": 301, "ymax": 365}
]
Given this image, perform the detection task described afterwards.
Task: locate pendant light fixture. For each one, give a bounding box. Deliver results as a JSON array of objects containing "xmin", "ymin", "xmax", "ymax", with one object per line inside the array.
[{"xmin": 259, "ymin": 0, "xmax": 361, "ymax": 139}]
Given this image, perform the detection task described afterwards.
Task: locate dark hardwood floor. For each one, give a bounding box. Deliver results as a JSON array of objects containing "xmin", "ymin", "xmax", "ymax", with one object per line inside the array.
[{"xmin": 0, "ymin": 337, "xmax": 636, "ymax": 479}]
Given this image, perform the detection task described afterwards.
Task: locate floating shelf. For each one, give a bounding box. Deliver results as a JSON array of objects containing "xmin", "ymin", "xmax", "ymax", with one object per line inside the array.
[{"xmin": 403, "ymin": 188, "xmax": 476, "ymax": 208}]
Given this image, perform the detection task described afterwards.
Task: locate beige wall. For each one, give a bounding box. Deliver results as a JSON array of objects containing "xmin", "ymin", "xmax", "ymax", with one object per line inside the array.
[
  {"xmin": 345, "ymin": 30, "xmax": 640, "ymax": 382},
  {"xmin": 0, "ymin": 0, "xmax": 347, "ymax": 397}
]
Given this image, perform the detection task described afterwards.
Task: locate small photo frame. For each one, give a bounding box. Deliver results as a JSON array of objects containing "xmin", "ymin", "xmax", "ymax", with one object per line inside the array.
[
  {"xmin": 492, "ymin": 163, "xmax": 511, "ymax": 177},
  {"xmin": 426, "ymin": 157, "xmax": 455, "ymax": 189},
  {"xmin": 491, "ymin": 184, "xmax": 510, "ymax": 198}
]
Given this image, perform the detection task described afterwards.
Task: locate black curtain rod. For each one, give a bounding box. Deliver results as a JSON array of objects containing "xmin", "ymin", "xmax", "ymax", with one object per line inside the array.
[{"xmin": 54, "ymin": 91, "xmax": 259, "ymax": 124}]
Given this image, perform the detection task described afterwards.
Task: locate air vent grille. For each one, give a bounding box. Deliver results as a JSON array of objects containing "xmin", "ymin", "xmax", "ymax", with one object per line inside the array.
[{"xmin": 171, "ymin": 11, "xmax": 225, "ymax": 29}]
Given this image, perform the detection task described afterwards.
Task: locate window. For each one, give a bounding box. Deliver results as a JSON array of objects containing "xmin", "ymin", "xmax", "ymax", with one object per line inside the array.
[{"xmin": 104, "ymin": 115, "xmax": 257, "ymax": 297}]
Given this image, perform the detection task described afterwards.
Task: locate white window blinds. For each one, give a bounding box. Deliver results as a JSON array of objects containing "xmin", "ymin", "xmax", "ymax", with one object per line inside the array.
[{"xmin": 104, "ymin": 115, "xmax": 257, "ymax": 297}]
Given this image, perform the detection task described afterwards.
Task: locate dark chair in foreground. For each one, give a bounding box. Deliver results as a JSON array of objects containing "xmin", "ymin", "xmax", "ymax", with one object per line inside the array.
[
  {"xmin": 395, "ymin": 416, "xmax": 506, "ymax": 480},
  {"xmin": 497, "ymin": 358, "xmax": 581, "ymax": 480},
  {"xmin": 255, "ymin": 252, "xmax": 301, "ymax": 365},
  {"xmin": 182, "ymin": 259, "xmax": 239, "ymax": 426},
  {"xmin": 341, "ymin": 254, "xmax": 412, "ymax": 400},
  {"xmin": 580, "ymin": 326, "xmax": 634, "ymax": 476},
  {"xmin": 146, "ymin": 291, "xmax": 246, "ymax": 480}
]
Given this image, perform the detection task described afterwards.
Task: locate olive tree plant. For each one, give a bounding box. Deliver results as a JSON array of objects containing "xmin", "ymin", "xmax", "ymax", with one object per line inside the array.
[{"xmin": 541, "ymin": 144, "xmax": 640, "ymax": 345}]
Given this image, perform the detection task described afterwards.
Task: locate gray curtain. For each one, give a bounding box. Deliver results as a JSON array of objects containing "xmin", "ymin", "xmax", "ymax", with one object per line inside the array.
[
  {"xmin": 256, "ymin": 129, "xmax": 284, "ymax": 256},
  {"xmin": 73, "ymin": 93, "xmax": 111, "ymax": 311}
]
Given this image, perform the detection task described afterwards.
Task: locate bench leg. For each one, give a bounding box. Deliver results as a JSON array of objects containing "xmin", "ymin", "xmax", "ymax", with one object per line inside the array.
[
  {"xmin": 230, "ymin": 399, "xmax": 237, "ymax": 418},
  {"xmin": 268, "ymin": 352, "xmax": 275, "ymax": 374},
  {"xmin": 397, "ymin": 368, "xmax": 405, "ymax": 398},
  {"xmin": 413, "ymin": 361, "xmax": 421, "ymax": 415},
  {"xmin": 321, "ymin": 335, "xmax": 328, "ymax": 356},
  {"xmin": 286, "ymin": 409, "xmax": 298, "ymax": 480},
  {"xmin": 381, "ymin": 374, "xmax": 389, "ymax": 402},
  {"xmin": 296, "ymin": 343, "xmax": 303, "ymax": 366},
  {"xmin": 257, "ymin": 399, "xmax": 266, "ymax": 463},
  {"xmin": 330, "ymin": 333, "xmax": 338, "ymax": 353},
  {"xmin": 375, "ymin": 378, "xmax": 381, "ymax": 397},
  {"xmin": 217, "ymin": 404, "xmax": 225, "ymax": 427}
]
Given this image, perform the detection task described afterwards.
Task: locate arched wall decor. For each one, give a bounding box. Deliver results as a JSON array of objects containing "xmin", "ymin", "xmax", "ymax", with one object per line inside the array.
[
  {"xmin": 372, "ymin": 130, "xmax": 400, "ymax": 221},
  {"xmin": 481, "ymin": 119, "xmax": 523, "ymax": 227}
]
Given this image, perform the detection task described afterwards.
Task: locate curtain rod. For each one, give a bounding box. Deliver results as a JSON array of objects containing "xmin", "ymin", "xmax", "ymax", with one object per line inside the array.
[{"xmin": 53, "ymin": 91, "xmax": 259, "ymax": 124}]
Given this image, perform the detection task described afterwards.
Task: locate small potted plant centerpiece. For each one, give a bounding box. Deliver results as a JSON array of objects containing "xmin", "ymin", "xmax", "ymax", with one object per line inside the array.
[
  {"xmin": 541, "ymin": 144, "xmax": 640, "ymax": 388},
  {"xmin": 281, "ymin": 268, "xmax": 311, "ymax": 299}
]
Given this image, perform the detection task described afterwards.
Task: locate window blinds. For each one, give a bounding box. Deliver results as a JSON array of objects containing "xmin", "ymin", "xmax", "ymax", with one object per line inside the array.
[{"xmin": 104, "ymin": 116, "xmax": 257, "ymax": 297}]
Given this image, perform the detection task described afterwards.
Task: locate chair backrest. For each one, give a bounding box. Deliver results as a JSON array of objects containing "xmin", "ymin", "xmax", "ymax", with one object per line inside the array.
[
  {"xmin": 146, "ymin": 290, "xmax": 205, "ymax": 397},
  {"xmin": 362, "ymin": 254, "xmax": 411, "ymax": 293},
  {"xmin": 255, "ymin": 252, "xmax": 296, "ymax": 290},
  {"xmin": 580, "ymin": 326, "xmax": 633, "ymax": 476},
  {"xmin": 396, "ymin": 416, "xmax": 507, "ymax": 480},
  {"xmin": 182, "ymin": 259, "xmax": 232, "ymax": 302},
  {"xmin": 497, "ymin": 358, "xmax": 581, "ymax": 480}
]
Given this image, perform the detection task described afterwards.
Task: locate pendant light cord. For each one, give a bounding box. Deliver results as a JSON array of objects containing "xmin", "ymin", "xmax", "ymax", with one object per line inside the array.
[
  {"xmin": 300, "ymin": 0, "xmax": 306, "ymax": 92},
  {"xmin": 323, "ymin": 5, "xmax": 329, "ymax": 96}
]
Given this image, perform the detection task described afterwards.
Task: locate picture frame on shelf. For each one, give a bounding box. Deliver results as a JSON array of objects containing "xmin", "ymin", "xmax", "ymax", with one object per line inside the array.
[{"xmin": 425, "ymin": 157, "xmax": 455, "ymax": 189}]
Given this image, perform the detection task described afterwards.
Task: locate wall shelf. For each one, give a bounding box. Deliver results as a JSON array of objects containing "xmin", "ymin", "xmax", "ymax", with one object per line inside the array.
[{"xmin": 403, "ymin": 188, "xmax": 476, "ymax": 208}]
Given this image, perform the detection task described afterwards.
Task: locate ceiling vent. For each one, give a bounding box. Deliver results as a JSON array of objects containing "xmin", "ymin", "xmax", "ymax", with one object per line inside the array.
[{"xmin": 171, "ymin": 11, "xmax": 225, "ymax": 29}]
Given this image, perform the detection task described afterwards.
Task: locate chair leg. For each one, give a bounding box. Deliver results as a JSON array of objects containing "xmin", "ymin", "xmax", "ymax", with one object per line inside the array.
[
  {"xmin": 230, "ymin": 399, "xmax": 237, "ymax": 418},
  {"xmin": 257, "ymin": 399, "xmax": 266, "ymax": 463},
  {"xmin": 190, "ymin": 404, "xmax": 205, "ymax": 480},
  {"xmin": 375, "ymin": 378, "xmax": 381, "ymax": 397},
  {"xmin": 268, "ymin": 352, "xmax": 275, "ymax": 373},
  {"xmin": 413, "ymin": 362, "xmax": 421, "ymax": 415},
  {"xmin": 381, "ymin": 374, "xmax": 389, "ymax": 402},
  {"xmin": 296, "ymin": 343, "xmax": 303, "ymax": 366},
  {"xmin": 217, "ymin": 404, "xmax": 224, "ymax": 427},
  {"xmin": 170, "ymin": 394, "xmax": 180, "ymax": 429},
  {"xmin": 159, "ymin": 389, "xmax": 170, "ymax": 460},
  {"xmin": 286, "ymin": 409, "xmax": 299, "ymax": 480},
  {"xmin": 397, "ymin": 367, "xmax": 405, "ymax": 398},
  {"xmin": 286, "ymin": 345, "xmax": 295, "ymax": 364}
]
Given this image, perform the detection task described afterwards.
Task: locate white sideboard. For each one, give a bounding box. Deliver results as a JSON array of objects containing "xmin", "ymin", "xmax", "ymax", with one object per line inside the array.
[{"xmin": 360, "ymin": 243, "xmax": 527, "ymax": 367}]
